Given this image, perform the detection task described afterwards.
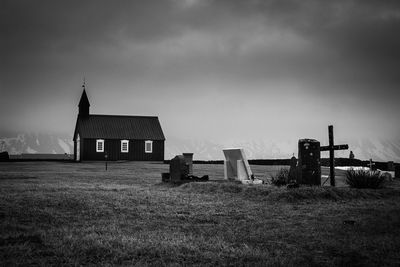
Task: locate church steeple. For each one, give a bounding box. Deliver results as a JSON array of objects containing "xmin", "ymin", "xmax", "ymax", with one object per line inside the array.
[{"xmin": 78, "ymin": 81, "xmax": 90, "ymax": 118}]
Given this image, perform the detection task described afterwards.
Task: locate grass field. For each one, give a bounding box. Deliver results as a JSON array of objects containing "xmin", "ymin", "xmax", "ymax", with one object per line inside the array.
[{"xmin": 1, "ymin": 162, "xmax": 400, "ymax": 266}]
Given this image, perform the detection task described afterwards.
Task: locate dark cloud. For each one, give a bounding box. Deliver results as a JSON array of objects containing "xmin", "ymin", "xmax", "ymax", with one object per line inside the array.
[
  {"xmin": 1, "ymin": 0, "xmax": 399, "ymax": 140},
  {"xmin": 215, "ymin": 0, "xmax": 400, "ymax": 90}
]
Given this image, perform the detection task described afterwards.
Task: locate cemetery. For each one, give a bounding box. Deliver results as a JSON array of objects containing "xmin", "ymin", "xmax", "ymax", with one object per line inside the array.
[{"xmin": 162, "ymin": 126, "xmax": 398, "ymax": 188}]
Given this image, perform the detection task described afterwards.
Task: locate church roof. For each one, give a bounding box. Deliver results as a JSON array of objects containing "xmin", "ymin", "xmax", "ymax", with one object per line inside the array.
[{"xmin": 73, "ymin": 114, "xmax": 165, "ymax": 141}]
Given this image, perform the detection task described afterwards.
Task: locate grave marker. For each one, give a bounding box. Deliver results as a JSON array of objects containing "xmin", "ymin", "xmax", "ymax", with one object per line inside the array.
[
  {"xmin": 320, "ymin": 125, "xmax": 349, "ymax": 187},
  {"xmin": 183, "ymin": 153, "xmax": 194, "ymax": 175},
  {"xmin": 164, "ymin": 153, "xmax": 209, "ymax": 183},
  {"xmin": 223, "ymin": 148, "xmax": 253, "ymax": 181},
  {"xmin": 170, "ymin": 155, "xmax": 189, "ymax": 182},
  {"xmin": 297, "ymin": 139, "xmax": 321, "ymax": 185},
  {"xmin": 288, "ymin": 154, "xmax": 297, "ymax": 183},
  {"xmin": 368, "ymin": 159, "xmax": 376, "ymax": 170}
]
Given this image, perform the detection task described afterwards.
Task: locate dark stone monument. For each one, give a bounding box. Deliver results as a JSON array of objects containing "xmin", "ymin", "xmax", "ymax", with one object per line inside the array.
[
  {"xmin": 169, "ymin": 155, "xmax": 189, "ymax": 182},
  {"xmin": 297, "ymin": 139, "xmax": 321, "ymax": 185},
  {"xmin": 183, "ymin": 153, "xmax": 194, "ymax": 175},
  {"xmin": 164, "ymin": 153, "xmax": 209, "ymax": 183}
]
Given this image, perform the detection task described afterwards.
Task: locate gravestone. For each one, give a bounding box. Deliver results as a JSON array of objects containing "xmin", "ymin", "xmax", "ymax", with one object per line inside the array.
[
  {"xmin": 297, "ymin": 126, "xmax": 348, "ymax": 186},
  {"xmin": 169, "ymin": 155, "xmax": 189, "ymax": 182},
  {"xmin": 183, "ymin": 153, "xmax": 194, "ymax": 175},
  {"xmin": 288, "ymin": 155, "xmax": 297, "ymax": 183},
  {"xmin": 223, "ymin": 148, "xmax": 253, "ymax": 181},
  {"xmin": 166, "ymin": 153, "xmax": 208, "ymax": 183},
  {"xmin": 297, "ymin": 139, "xmax": 321, "ymax": 185}
]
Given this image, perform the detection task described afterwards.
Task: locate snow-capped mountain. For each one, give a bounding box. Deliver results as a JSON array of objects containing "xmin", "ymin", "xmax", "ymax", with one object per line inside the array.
[
  {"xmin": 1, "ymin": 132, "xmax": 399, "ymax": 162},
  {"xmin": 0, "ymin": 132, "xmax": 73, "ymax": 155},
  {"xmin": 165, "ymin": 136, "xmax": 400, "ymax": 162},
  {"xmin": 343, "ymin": 138, "xmax": 400, "ymax": 163},
  {"xmin": 165, "ymin": 137, "xmax": 298, "ymax": 160}
]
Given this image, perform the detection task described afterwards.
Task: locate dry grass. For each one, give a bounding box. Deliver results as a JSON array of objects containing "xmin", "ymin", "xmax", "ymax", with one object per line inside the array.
[
  {"xmin": 345, "ymin": 169, "xmax": 386, "ymax": 189},
  {"xmin": 1, "ymin": 162, "xmax": 400, "ymax": 266}
]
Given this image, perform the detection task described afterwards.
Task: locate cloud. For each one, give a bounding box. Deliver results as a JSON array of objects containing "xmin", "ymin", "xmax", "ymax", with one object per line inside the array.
[
  {"xmin": 3, "ymin": 0, "xmax": 399, "ymax": 84},
  {"xmin": 1, "ymin": 0, "xmax": 399, "ymax": 140}
]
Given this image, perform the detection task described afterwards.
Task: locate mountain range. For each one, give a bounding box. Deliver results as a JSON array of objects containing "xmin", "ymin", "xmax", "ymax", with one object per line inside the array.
[{"xmin": 1, "ymin": 132, "xmax": 399, "ymax": 162}]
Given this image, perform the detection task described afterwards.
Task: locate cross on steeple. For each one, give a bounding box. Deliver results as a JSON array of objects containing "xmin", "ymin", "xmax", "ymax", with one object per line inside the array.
[{"xmin": 320, "ymin": 125, "xmax": 349, "ymax": 186}]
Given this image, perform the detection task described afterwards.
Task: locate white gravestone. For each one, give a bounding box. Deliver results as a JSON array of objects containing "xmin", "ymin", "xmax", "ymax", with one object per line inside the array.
[{"xmin": 223, "ymin": 148, "xmax": 262, "ymax": 184}]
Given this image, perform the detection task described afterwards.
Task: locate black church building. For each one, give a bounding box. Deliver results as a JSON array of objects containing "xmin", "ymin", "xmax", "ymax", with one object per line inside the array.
[{"xmin": 73, "ymin": 88, "xmax": 165, "ymax": 161}]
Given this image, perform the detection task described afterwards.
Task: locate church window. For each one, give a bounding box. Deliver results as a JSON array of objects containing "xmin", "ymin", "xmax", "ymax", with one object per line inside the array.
[
  {"xmin": 96, "ymin": 139, "xmax": 104, "ymax": 152},
  {"xmin": 121, "ymin": 140, "xmax": 129, "ymax": 153},
  {"xmin": 145, "ymin": 140, "xmax": 153, "ymax": 153}
]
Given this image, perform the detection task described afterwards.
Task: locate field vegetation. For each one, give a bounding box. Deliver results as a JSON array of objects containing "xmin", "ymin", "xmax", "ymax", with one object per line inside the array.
[
  {"xmin": 1, "ymin": 162, "xmax": 400, "ymax": 266},
  {"xmin": 345, "ymin": 169, "xmax": 386, "ymax": 189},
  {"xmin": 270, "ymin": 168, "xmax": 290, "ymax": 186}
]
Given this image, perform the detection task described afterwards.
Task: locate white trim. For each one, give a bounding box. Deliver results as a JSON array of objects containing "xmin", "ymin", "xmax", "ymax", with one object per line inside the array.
[
  {"xmin": 96, "ymin": 139, "xmax": 104, "ymax": 152},
  {"xmin": 121, "ymin": 140, "xmax": 129, "ymax": 153},
  {"xmin": 145, "ymin": 140, "xmax": 153, "ymax": 153}
]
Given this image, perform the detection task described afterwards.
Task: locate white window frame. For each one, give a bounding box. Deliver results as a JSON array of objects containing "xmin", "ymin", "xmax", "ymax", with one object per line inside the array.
[
  {"xmin": 96, "ymin": 139, "xmax": 104, "ymax": 152},
  {"xmin": 145, "ymin": 140, "xmax": 153, "ymax": 153},
  {"xmin": 121, "ymin": 140, "xmax": 129, "ymax": 153}
]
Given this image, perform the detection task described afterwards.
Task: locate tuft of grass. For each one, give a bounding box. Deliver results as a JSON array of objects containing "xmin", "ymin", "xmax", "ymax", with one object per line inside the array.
[
  {"xmin": 345, "ymin": 169, "xmax": 385, "ymax": 189},
  {"xmin": 179, "ymin": 181, "xmax": 246, "ymax": 194},
  {"xmin": 179, "ymin": 181, "xmax": 400, "ymax": 202},
  {"xmin": 270, "ymin": 168, "xmax": 289, "ymax": 186}
]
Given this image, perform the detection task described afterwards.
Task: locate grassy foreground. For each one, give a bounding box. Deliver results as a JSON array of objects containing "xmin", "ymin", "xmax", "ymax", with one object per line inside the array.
[{"xmin": 1, "ymin": 162, "xmax": 400, "ymax": 266}]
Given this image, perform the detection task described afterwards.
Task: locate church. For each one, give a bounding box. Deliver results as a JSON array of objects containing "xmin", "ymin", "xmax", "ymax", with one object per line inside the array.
[{"xmin": 73, "ymin": 86, "xmax": 165, "ymax": 161}]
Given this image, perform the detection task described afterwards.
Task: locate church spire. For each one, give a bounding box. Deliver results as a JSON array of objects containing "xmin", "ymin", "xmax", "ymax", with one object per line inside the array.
[{"xmin": 78, "ymin": 80, "xmax": 90, "ymax": 118}]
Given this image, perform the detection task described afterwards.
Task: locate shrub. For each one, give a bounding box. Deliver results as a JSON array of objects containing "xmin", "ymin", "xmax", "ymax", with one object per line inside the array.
[
  {"xmin": 345, "ymin": 169, "xmax": 385, "ymax": 189},
  {"xmin": 270, "ymin": 168, "xmax": 289, "ymax": 186}
]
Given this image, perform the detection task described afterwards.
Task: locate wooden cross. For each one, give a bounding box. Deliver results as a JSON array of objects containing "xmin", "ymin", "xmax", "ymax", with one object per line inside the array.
[
  {"xmin": 320, "ymin": 125, "xmax": 349, "ymax": 186},
  {"xmin": 368, "ymin": 159, "xmax": 375, "ymax": 171}
]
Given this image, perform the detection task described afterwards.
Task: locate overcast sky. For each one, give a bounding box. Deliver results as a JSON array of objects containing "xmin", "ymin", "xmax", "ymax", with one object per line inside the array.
[{"xmin": 1, "ymin": 0, "xmax": 400, "ymax": 145}]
